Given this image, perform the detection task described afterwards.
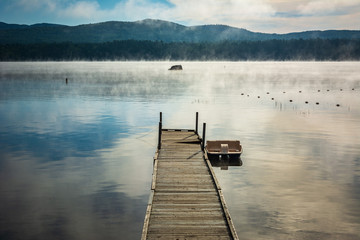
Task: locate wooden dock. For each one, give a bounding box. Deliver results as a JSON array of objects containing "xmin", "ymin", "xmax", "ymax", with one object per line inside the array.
[{"xmin": 141, "ymin": 113, "xmax": 238, "ymax": 240}]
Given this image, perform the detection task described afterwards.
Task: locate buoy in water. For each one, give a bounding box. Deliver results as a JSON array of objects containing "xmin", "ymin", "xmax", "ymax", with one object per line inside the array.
[{"xmin": 66, "ymin": 78, "xmax": 68, "ymax": 84}]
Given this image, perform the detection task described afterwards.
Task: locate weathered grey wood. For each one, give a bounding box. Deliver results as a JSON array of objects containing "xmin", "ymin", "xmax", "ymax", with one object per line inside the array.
[
  {"xmin": 141, "ymin": 190, "xmax": 154, "ymax": 240},
  {"xmin": 158, "ymin": 122, "xmax": 162, "ymax": 149},
  {"xmin": 151, "ymin": 160, "xmax": 158, "ymax": 190},
  {"xmin": 202, "ymin": 122, "xmax": 206, "ymax": 151},
  {"xmin": 196, "ymin": 112, "xmax": 199, "ymax": 134},
  {"xmin": 148, "ymin": 235, "xmax": 231, "ymax": 240},
  {"xmin": 142, "ymin": 129, "xmax": 238, "ymax": 240},
  {"xmin": 204, "ymin": 151, "xmax": 239, "ymax": 239}
]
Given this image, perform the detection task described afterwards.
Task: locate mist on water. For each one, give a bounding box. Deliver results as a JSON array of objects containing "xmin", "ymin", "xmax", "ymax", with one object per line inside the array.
[{"xmin": 0, "ymin": 61, "xmax": 360, "ymax": 240}]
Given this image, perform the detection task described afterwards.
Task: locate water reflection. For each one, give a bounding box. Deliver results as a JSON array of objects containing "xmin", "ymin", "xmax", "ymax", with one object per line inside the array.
[
  {"xmin": 0, "ymin": 136, "xmax": 153, "ymax": 240},
  {"xmin": 0, "ymin": 61, "xmax": 360, "ymax": 240},
  {"xmin": 214, "ymin": 106, "xmax": 360, "ymax": 239},
  {"xmin": 0, "ymin": 114, "xmax": 128, "ymax": 161},
  {"xmin": 209, "ymin": 156, "xmax": 243, "ymax": 170}
]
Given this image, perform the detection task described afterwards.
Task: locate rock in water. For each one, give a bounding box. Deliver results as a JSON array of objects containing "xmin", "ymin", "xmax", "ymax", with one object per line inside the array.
[{"xmin": 169, "ymin": 65, "xmax": 183, "ymax": 70}]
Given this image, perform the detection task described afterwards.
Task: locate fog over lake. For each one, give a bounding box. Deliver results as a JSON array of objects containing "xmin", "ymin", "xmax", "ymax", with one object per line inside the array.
[{"xmin": 0, "ymin": 61, "xmax": 359, "ymax": 240}]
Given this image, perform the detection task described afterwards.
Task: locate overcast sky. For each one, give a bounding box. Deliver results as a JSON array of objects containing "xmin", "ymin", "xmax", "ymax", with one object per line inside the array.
[{"xmin": 1, "ymin": 0, "xmax": 359, "ymax": 33}]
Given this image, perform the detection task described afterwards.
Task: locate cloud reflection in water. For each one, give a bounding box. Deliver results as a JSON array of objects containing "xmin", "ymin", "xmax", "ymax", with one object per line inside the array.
[{"xmin": 0, "ymin": 61, "xmax": 360, "ymax": 240}]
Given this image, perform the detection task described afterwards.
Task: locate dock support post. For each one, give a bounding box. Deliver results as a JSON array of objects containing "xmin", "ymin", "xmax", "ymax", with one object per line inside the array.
[
  {"xmin": 195, "ymin": 112, "xmax": 199, "ymax": 134},
  {"xmin": 158, "ymin": 121, "xmax": 162, "ymax": 149},
  {"xmin": 158, "ymin": 112, "xmax": 162, "ymax": 149},
  {"xmin": 202, "ymin": 123, "xmax": 206, "ymax": 151}
]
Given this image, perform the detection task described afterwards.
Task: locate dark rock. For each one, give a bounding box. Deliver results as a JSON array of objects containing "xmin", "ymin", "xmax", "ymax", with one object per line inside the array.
[{"xmin": 169, "ymin": 65, "xmax": 183, "ymax": 70}]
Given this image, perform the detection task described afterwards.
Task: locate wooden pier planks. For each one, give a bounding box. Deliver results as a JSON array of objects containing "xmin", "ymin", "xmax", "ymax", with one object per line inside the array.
[{"xmin": 142, "ymin": 130, "xmax": 239, "ymax": 240}]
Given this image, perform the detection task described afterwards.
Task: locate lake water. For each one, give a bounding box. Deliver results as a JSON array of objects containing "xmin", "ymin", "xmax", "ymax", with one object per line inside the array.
[{"xmin": 0, "ymin": 61, "xmax": 359, "ymax": 240}]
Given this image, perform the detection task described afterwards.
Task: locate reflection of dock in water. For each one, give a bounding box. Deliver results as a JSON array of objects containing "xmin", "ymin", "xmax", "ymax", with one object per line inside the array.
[
  {"xmin": 141, "ymin": 113, "xmax": 238, "ymax": 240},
  {"xmin": 209, "ymin": 156, "xmax": 243, "ymax": 170}
]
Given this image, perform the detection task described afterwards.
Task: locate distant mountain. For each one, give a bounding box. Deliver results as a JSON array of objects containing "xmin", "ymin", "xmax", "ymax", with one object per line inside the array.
[{"xmin": 1, "ymin": 19, "xmax": 360, "ymax": 44}]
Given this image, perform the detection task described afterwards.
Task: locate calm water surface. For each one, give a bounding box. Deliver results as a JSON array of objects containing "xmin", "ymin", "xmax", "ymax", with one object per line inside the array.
[{"xmin": 0, "ymin": 62, "xmax": 360, "ymax": 240}]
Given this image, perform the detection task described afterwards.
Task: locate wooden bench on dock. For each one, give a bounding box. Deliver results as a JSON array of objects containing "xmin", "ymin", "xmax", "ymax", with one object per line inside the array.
[{"xmin": 141, "ymin": 113, "xmax": 239, "ymax": 240}]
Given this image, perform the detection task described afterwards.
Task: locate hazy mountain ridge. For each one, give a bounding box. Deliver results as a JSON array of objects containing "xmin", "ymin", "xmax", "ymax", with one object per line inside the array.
[{"xmin": 1, "ymin": 19, "xmax": 360, "ymax": 44}]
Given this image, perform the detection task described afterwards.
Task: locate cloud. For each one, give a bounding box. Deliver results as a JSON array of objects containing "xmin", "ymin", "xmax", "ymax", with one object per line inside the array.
[
  {"xmin": 60, "ymin": 1, "xmax": 102, "ymax": 19},
  {"xmin": 167, "ymin": 0, "xmax": 275, "ymax": 25},
  {"xmin": 9, "ymin": 0, "xmax": 276, "ymax": 27},
  {"xmin": 57, "ymin": 0, "xmax": 171, "ymax": 23},
  {"xmin": 1, "ymin": 0, "xmax": 360, "ymax": 33},
  {"xmin": 112, "ymin": 0, "xmax": 170, "ymax": 21},
  {"xmin": 297, "ymin": 0, "xmax": 360, "ymax": 16},
  {"xmin": 14, "ymin": 0, "xmax": 57, "ymax": 12},
  {"xmin": 102, "ymin": 0, "xmax": 276, "ymax": 30}
]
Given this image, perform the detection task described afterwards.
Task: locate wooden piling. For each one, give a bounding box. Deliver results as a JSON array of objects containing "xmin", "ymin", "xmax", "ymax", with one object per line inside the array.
[
  {"xmin": 158, "ymin": 112, "xmax": 163, "ymax": 149},
  {"xmin": 202, "ymin": 122, "xmax": 206, "ymax": 151},
  {"xmin": 158, "ymin": 121, "xmax": 162, "ymax": 150},
  {"xmin": 195, "ymin": 112, "xmax": 199, "ymax": 134}
]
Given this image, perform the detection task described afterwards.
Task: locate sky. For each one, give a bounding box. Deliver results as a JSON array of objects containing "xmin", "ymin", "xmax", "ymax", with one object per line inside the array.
[{"xmin": 0, "ymin": 0, "xmax": 360, "ymax": 33}]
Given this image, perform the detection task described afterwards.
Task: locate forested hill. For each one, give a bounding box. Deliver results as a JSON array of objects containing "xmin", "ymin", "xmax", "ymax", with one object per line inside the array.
[
  {"xmin": 2, "ymin": 39, "xmax": 360, "ymax": 61},
  {"xmin": 1, "ymin": 19, "xmax": 360, "ymax": 44}
]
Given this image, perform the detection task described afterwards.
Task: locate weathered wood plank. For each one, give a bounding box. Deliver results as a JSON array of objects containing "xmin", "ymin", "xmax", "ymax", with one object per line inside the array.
[
  {"xmin": 155, "ymin": 180, "xmax": 215, "ymax": 187},
  {"xmin": 150, "ymin": 206, "xmax": 223, "ymax": 211},
  {"xmin": 150, "ymin": 213, "xmax": 225, "ymax": 219},
  {"xmin": 141, "ymin": 190, "xmax": 154, "ymax": 240},
  {"xmin": 157, "ymin": 169, "xmax": 210, "ymax": 175},
  {"xmin": 158, "ymin": 161, "xmax": 205, "ymax": 166},
  {"xmin": 158, "ymin": 152, "xmax": 203, "ymax": 157},
  {"xmin": 153, "ymin": 195, "xmax": 219, "ymax": 204},
  {"xmin": 147, "ymin": 235, "xmax": 231, "ymax": 240},
  {"xmin": 151, "ymin": 160, "xmax": 158, "ymax": 190},
  {"xmin": 153, "ymin": 191, "xmax": 218, "ymax": 198},
  {"xmin": 148, "ymin": 225, "xmax": 230, "ymax": 235},
  {"xmin": 151, "ymin": 210, "xmax": 224, "ymax": 216},
  {"xmin": 142, "ymin": 129, "xmax": 238, "ymax": 240},
  {"xmin": 149, "ymin": 219, "xmax": 228, "ymax": 225},
  {"xmin": 154, "ymin": 187, "xmax": 215, "ymax": 192}
]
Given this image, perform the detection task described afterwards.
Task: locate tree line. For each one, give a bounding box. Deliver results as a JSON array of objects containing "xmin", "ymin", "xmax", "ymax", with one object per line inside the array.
[{"xmin": 1, "ymin": 39, "xmax": 359, "ymax": 61}]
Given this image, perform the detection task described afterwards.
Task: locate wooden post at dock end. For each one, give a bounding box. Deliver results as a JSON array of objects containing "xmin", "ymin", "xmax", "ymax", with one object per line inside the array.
[
  {"xmin": 158, "ymin": 121, "xmax": 162, "ymax": 149},
  {"xmin": 158, "ymin": 112, "xmax": 162, "ymax": 149},
  {"xmin": 202, "ymin": 123, "xmax": 206, "ymax": 151},
  {"xmin": 195, "ymin": 112, "xmax": 199, "ymax": 134}
]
